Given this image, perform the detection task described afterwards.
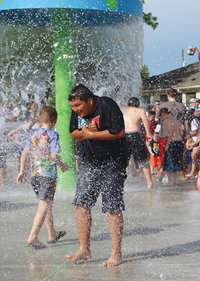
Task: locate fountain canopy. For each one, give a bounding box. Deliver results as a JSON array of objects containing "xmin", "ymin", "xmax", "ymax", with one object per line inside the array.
[{"xmin": 0, "ymin": 0, "xmax": 142, "ymax": 16}]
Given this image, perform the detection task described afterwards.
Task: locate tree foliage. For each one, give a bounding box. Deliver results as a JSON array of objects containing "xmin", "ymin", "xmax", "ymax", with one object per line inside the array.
[
  {"xmin": 140, "ymin": 64, "xmax": 150, "ymax": 80},
  {"xmin": 141, "ymin": 0, "xmax": 159, "ymax": 30}
]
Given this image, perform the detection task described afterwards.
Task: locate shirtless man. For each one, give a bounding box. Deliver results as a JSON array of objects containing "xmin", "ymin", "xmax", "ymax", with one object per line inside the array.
[
  {"xmin": 160, "ymin": 108, "xmax": 184, "ymax": 185},
  {"xmin": 121, "ymin": 97, "xmax": 157, "ymax": 189}
]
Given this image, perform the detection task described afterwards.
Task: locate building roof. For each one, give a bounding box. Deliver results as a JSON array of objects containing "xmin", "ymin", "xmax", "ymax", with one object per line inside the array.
[{"xmin": 142, "ymin": 62, "xmax": 199, "ymax": 91}]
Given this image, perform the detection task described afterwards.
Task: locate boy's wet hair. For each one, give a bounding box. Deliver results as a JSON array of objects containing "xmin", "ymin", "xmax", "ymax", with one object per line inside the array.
[
  {"xmin": 68, "ymin": 83, "xmax": 94, "ymax": 102},
  {"xmin": 39, "ymin": 106, "xmax": 57, "ymax": 124},
  {"xmin": 153, "ymin": 132, "xmax": 159, "ymax": 137},
  {"xmin": 147, "ymin": 104, "xmax": 155, "ymax": 111},
  {"xmin": 148, "ymin": 110, "xmax": 155, "ymax": 117},
  {"xmin": 167, "ymin": 87, "xmax": 177, "ymax": 98},
  {"xmin": 159, "ymin": 107, "xmax": 170, "ymax": 117},
  {"xmin": 127, "ymin": 97, "xmax": 140, "ymax": 107}
]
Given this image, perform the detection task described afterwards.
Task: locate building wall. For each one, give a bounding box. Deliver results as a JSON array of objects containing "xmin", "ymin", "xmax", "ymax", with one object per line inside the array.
[{"xmin": 142, "ymin": 87, "xmax": 200, "ymax": 108}]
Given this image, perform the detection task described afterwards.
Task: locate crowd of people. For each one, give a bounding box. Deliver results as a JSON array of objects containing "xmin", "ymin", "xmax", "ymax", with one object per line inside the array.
[
  {"xmin": 1, "ymin": 85, "xmax": 200, "ymax": 267},
  {"xmin": 144, "ymin": 88, "xmax": 200, "ymax": 185},
  {"xmin": 0, "ymin": 99, "xmax": 38, "ymax": 189},
  {"xmin": 123, "ymin": 88, "xmax": 200, "ymax": 188}
]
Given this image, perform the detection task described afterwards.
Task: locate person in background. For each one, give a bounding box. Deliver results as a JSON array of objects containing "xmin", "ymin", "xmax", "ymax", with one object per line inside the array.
[
  {"xmin": 160, "ymin": 108, "xmax": 186, "ymax": 185},
  {"xmin": 189, "ymin": 98, "xmax": 200, "ymax": 111},
  {"xmin": 0, "ymin": 97, "xmax": 17, "ymax": 188},
  {"xmin": 186, "ymin": 110, "xmax": 200, "ymax": 178},
  {"xmin": 147, "ymin": 104, "xmax": 157, "ymax": 114},
  {"xmin": 122, "ymin": 97, "xmax": 157, "ymax": 190},
  {"xmin": 155, "ymin": 100, "xmax": 160, "ymax": 106},
  {"xmin": 11, "ymin": 101, "xmax": 20, "ymax": 121},
  {"xmin": 196, "ymin": 98, "xmax": 200, "ymax": 110},
  {"xmin": 26, "ymin": 102, "xmax": 37, "ymax": 121},
  {"xmin": 0, "ymin": 97, "xmax": 12, "ymax": 122},
  {"xmin": 145, "ymin": 104, "xmax": 157, "ymax": 119},
  {"xmin": 155, "ymin": 88, "xmax": 186, "ymax": 180},
  {"xmin": 8, "ymin": 114, "xmax": 40, "ymax": 167},
  {"xmin": 148, "ymin": 132, "xmax": 162, "ymax": 177},
  {"xmin": 186, "ymin": 135, "xmax": 200, "ymax": 191},
  {"xmin": 155, "ymin": 100, "xmax": 160, "ymax": 113},
  {"xmin": 146, "ymin": 110, "xmax": 156, "ymax": 147}
]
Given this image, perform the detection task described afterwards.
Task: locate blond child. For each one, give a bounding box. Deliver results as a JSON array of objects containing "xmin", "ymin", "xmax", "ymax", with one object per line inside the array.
[{"xmin": 17, "ymin": 106, "xmax": 71, "ymax": 248}]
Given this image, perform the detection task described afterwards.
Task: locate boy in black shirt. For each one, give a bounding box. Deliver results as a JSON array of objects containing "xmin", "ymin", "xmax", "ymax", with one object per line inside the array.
[{"xmin": 66, "ymin": 84, "xmax": 127, "ymax": 266}]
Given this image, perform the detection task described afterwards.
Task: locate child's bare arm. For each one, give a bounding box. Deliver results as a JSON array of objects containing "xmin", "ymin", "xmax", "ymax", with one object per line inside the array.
[
  {"xmin": 186, "ymin": 136, "xmax": 193, "ymax": 149},
  {"xmin": 148, "ymin": 145, "xmax": 154, "ymax": 155},
  {"xmin": 188, "ymin": 136, "xmax": 200, "ymax": 149},
  {"xmin": 179, "ymin": 125, "xmax": 184, "ymax": 138},
  {"xmin": 51, "ymin": 153, "xmax": 72, "ymax": 172},
  {"xmin": 17, "ymin": 149, "xmax": 29, "ymax": 185},
  {"xmin": 141, "ymin": 110, "xmax": 152, "ymax": 139},
  {"xmin": 8, "ymin": 123, "xmax": 27, "ymax": 136}
]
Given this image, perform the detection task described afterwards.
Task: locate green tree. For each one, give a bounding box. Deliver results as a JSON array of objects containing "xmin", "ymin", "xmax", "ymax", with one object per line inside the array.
[
  {"xmin": 140, "ymin": 64, "xmax": 150, "ymax": 80},
  {"xmin": 141, "ymin": 0, "xmax": 159, "ymax": 30},
  {"xmin": 140, "ymin": 1, "xmax": 158, "ymax": 79}
]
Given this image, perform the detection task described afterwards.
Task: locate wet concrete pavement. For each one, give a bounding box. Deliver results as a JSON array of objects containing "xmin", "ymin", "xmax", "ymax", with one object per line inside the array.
[{"xmin": 1, "ymin": 163, "xmax": 200, "ymax": 281}]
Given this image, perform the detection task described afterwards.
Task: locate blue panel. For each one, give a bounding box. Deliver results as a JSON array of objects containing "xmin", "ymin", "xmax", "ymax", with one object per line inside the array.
[{"xmin": 0, "ymin": 0, "xmax": 143, "ymax": 17}]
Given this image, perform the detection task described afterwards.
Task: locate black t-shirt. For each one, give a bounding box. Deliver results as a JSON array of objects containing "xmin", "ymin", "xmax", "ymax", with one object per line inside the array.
[
  {"xmin": 149, "ymin": 139, "xmax": 160, "ymax": 157},
  {"xmin": 70, "ymin": 96, "xmax": 127, "ymax": 166}
]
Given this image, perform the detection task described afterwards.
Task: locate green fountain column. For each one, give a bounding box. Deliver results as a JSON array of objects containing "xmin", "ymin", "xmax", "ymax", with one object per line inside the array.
[{"xmin": 54, "ymin": 9, "xmax": 77, "ymax": 190}]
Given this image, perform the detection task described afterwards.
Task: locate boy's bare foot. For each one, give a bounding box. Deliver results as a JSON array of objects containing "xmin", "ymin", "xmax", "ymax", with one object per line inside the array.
[
  {"xmin": 148, "ymin": 183, "xmax": 158, "ymax": 189},
  {"xmin": 186, "ymin": 174, "xmax": 196, "ymax": 179},
  {"xmin": 65, "ymin": 248, "xmax": 92, "ymax": 262},
  {"xmin": 103, "ymin": 253, "xmax": 122, "ymax": 267},
  {"xmin": 174, "ymin": 182, "xmax": 179, "ymax": 186}
]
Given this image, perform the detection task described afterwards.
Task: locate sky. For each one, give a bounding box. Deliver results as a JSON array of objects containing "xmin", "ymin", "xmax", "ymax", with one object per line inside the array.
[{"xmin": 143, "ymin": 0, "xmax": 200, "ymax": 77}]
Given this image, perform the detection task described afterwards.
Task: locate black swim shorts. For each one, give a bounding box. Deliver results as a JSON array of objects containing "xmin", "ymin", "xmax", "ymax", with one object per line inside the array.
[
  {"xmin": 31, "ymin": 176, "xmax": 56, "ymax": 200},
  {"xmin": 125, "ymin": 132, "xmax": 149, "ymax": 169},
  {"xmin": 73, "ymin": 160, "xmax": 126, "ymax": 213}
]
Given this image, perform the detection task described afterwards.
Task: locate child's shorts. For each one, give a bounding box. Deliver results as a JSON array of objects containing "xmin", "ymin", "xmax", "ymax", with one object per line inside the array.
[
  {"xmin": 31, "ymin": 176, "xmax": 56, "ymax": 200},
  {"xmin": 73, "ymin": 160, "xmax": 126, "ymax": 213},
  {"xmin": 150, "ymin": 155, "xmax": 162, "ymax": 167},
  {"xmin": 186, "ymin": 149, "xmax": 192, "ymax": 165}
]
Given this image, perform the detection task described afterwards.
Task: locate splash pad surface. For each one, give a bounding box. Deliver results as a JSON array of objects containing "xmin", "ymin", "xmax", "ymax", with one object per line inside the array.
[{"xmin": 1, "ymin": 165, "xmax": 200, "ymax": 280}]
